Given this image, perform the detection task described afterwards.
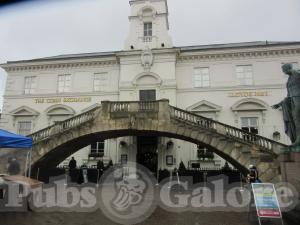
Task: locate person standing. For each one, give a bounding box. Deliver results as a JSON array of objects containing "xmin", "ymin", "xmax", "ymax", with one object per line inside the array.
[
  {"xmin": 68, "ymin": 157, "xmax": 77, "ymax": 170},
  {"xmin": 8, "ymin": 158, "xmax": 20, "ymax": 175},
  {"xmin": 247, "ymin": 165, "xmax": 260, "ymax": 183}
]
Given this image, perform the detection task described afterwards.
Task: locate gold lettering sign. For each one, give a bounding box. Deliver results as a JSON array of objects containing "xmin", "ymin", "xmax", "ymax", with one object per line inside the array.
[
  {"xmin": 228, "ymin": 91, "xmax": 268, "ymax": 97},
  {"xmin": 34, "ymin": 97, "xmax": 92, "ymax": 104}
]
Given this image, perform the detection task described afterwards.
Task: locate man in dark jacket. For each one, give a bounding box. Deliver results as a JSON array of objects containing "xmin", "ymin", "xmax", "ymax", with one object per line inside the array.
[
  {"xmin": 8, "ymin": 158, "xmax": 20, "ymax": 175},
  {"xmin": 68, "ymin": 157, "xmax": 77, "ymax": 170}
]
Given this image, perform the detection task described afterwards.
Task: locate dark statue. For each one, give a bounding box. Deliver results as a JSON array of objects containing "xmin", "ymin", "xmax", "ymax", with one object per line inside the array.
[{"xmin": 273, "ymin": 63, "xmax": 300, "ymax": 151}]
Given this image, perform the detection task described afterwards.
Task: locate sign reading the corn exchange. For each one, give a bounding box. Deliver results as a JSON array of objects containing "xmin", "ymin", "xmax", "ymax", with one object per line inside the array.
[
  {"xmin": 34, "ymin": 97, "xmax": 92, "ymax": 104},
  {"xmin": 228, "ymin": 91, "xmax": 268, "ymax": 97}
]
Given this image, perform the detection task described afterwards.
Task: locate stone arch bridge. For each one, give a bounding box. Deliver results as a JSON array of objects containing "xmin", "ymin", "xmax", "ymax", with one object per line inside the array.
[{"xmin": 29, "ymin": 100, "xmax": 286, "ymax": 183}]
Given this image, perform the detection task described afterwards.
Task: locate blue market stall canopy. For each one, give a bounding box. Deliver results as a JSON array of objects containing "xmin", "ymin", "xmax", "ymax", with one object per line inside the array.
[{"xmin": 0, "ymin": 129, "xmax": 32, "ymax": 148}]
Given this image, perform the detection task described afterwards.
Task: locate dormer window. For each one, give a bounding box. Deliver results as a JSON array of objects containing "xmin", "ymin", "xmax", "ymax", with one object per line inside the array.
[{"xmin": 144, "ymin": 22, "xmax": 152, "ymax": 37}]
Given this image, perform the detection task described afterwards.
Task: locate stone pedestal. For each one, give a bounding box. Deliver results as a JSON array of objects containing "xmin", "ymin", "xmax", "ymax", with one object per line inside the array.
[
  {"xmin": 279, "ymin": 150, "xmax": 300, "ymax": 222},
  {"xmin": 279, "ymin": 151, "xmax": 300, "ymax": 191}
]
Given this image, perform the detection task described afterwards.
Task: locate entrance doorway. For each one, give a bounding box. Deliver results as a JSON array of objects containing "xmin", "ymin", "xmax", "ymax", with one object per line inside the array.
[
  {"xmin": 137, "ymin": 89, "xmax": 158, "ymax": 172},
  {"xmin": 139, "ymin": 89, "xmax": 156, "ymax": 101},
  {"xmin": 137, "ymin": 136, "xmax": 158, "ymax": 173}
]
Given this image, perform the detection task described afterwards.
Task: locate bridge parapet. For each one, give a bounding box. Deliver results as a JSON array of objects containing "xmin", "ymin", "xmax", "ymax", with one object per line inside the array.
[
  {"xmin": 29, "ymin": 100, "xmax": 286, "ymax": 155},
  {"xmin": 29, "ymin": 106, "xmax": 101, "ymax": 143},
  {"xmin": 103, "ymin": 100, "xmax": 169, "ymax": 121},
  {"xmin": 169, "ymin": 106, "xmax": 286, "ymax": 153}
]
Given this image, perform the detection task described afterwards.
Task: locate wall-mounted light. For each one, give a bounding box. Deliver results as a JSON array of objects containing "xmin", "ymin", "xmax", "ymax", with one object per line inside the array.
[
  {"xmin": 119, "ymin": 141, "xmax": 127, "ymax": 147},
  {"xmin": 273, "ymin": 131, "xmax": 281, "ymax": 141},
  {"xmin": 166, "ymin": 140, "xmax": 174, "ymax": 150}
]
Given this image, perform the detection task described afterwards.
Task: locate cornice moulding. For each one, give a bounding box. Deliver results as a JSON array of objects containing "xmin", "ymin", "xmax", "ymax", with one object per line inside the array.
[
  {"xmin": 1, "ymin": 57, "xmax": 119, "ymax": 72},
  {"xmin": 176, "ymin": 84, "xmax": 285, "ymax": 93},
  {"xmin": 177, "ymin": 48, "xmax": 300, "ymax": 62},
  {"xmin": 3, "ymin": 91, "xmax": 119, "ymax": 99}
]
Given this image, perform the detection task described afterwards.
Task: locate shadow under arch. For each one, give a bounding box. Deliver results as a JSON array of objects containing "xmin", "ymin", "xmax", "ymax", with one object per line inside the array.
[{"xmin": 31, "ymin": 129, "xmax": 249, "ymax": 177}]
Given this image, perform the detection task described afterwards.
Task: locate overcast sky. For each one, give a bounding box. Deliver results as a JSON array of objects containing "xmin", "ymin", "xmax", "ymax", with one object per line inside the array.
[{"xmin": 0, "ymin": 0, "xmax": 300, "ymax": 111}]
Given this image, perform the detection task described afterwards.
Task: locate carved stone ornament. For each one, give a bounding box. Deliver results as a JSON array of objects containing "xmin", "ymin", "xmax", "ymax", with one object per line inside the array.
[{"xmin": 141, "ymin": 47, "xmax": 153, "ymax": 71}]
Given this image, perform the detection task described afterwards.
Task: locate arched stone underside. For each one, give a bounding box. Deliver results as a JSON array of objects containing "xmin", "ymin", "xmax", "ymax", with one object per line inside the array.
[{"xmin": 29, "ymin": 100, "xmax": 286, "ymax": 183}]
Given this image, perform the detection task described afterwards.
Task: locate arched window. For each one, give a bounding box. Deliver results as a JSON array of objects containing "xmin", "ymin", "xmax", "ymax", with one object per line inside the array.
[
  {"xmin": 45, "ymin": 104, "xmax": 75, "ymax": 125},
  {"xmin": 231, "ymin": 98, "xmax": 269, "ymax": 135}
]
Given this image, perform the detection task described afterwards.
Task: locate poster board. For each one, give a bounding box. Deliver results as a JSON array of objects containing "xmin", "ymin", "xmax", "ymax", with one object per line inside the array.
[{"xmin": 251, "ymin": 183, "xmax": 282, "ymax": 219}]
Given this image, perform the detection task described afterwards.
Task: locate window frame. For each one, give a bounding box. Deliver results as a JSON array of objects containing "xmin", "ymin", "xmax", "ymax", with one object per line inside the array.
[
  {"xmin": 91, "ymin": 141, "xmax": 105, "ymax": 154},
  {"xmin": 236, "ymin": 65, "xmax": 253, "ymax": 86},
  {"xmin": 17, "ymin": 121, "xmax": 32, "ymax": 136},
  {"xmin": 193, "ymin": 67, "xmax": 210, "ymax": 88},
  {"xmin": 24, "ymin": 76, "xmax": 37, "ymax": 94},
  {"xmin": 93, "ymin": 72, "xmax": 108, "ymax": 92},
  {"xmin": 144, "ymin": 22, "xmax": 152, "ymax": 37},
  {"xmin": 240, "ymin": 117, "xmax": 259, "ymax": 134},
  {"xmin": 57, "ymin": 74, "xmax": 72, "ymax": 93}
]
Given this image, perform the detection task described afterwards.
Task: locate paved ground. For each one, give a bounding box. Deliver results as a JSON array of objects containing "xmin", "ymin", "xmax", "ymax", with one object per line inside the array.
[
  {"xmin": 0, "ymin": 209, "xmax": 258, "ymax": 225},
  {"xmin": 2, "ymin": 208, "xmax": 293, "ymax": 225},
  {"xmin": 0, "ymin": 175, "xmax": 295, "ymax": 225}
]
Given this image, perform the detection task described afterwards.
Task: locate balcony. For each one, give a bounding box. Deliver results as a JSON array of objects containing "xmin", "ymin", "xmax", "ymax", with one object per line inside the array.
[
  {"xmin": 143, "ymin": 36, "xmax": 152, "ymax": 42},
  {"xmin": 88, "ymin": 152, "xmax": 104, "ymax": 158}
]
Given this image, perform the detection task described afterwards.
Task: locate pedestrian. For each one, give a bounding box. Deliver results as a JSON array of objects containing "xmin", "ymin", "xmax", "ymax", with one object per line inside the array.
[
  {"xmin": 247, "ymin": 165, "xmax": 260, "ymax": 183},
  {"xmin": 97, "ymin": 160, "xmax": 104, "ymax": 172},
  {"xmin": 68, "ymin": 157, "xmax": 77, "ymax": 170},
  {"xmin": 8, "ymin": 158, "xmax": 20, "ymax": 175}
]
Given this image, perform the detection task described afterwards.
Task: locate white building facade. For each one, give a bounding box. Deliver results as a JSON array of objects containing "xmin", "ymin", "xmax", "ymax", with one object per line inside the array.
[{"xmin": 1, "ymin": 0, "xmax": 300, "ymax": 171}]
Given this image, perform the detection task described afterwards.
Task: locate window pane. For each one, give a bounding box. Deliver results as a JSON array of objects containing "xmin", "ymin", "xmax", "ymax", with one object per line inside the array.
[
  {"xmin": 194, "ymin": 68, "xmax": 200, "ymax": 74},
  {"xmin": 249, "ymin": 117, "xmax": 258, "ymax": 127},
  {"xmin": 202, "ymin": 81, "xmax": 210, "ymax": 87},
  {"xmin": 194, "ymin": 81, "xmax": 201, "ymax": 87},
  {"xmin": 58, "ymin": 74, "xmax": 71, "ymax": 92},
  {"xmin": 194, "ymin": 67, "xmax": 210, "ymax": 87},
  {"xmin": 18, "ymin": 121, "xmax": 32, "ymax": 136},
  {"xmin": 291, "ymin": 62, "xmax": 299, "ymax": 69},
  {"xmin": 236, "ymin": 65, "xmax": 252, "ymax": 85},
  {"xmin": 94, "ymin": 73, "xmax": 108, "ymax": 91},
  {"xmin": 24, "ymin": 76, "xmax": 36, "ymax": 94},
  {"xmin": 202, "ymin": 74, "xmax": 209, "ymax": 81},
  {"xmin": 144, "ymin": 22, "xmax": 152, "ymax": 36},
  {"xmin": 236, "ymin": 67, "xmax": 244, "ymax": 73},
  {"xmin": 241, "ymin": 118, "xmax": 248, "ymax": 127},
  {"xmin": 201, "ymin": 68, "xmax": 209, "ymax": 74}
]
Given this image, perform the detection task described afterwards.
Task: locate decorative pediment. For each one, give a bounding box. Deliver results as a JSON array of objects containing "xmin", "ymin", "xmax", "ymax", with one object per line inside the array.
[
  {"xmin": 187, "ymin": 100, "xmax": 222, "ymax": 113},
  {"xmin": 231, "ymin": 98, "xmax": 269, "ymax": 111},
  {"xmin": 45, "ymin": 104, "xmax": 75, "ymax": 116},
  {"xmin": 81, "ymin": 103, "xmax": 100, "ymax": 113},
  {"xmin": 132, "ymin": 72, "xmax": 162, "ymax": 86},
  {"xmin": 137, "ymin": 5, "xmax": 157, "ymax": 18},
  {"xmin": 10, "ymin": 106, "xmax": 39, "ymax": 117}
]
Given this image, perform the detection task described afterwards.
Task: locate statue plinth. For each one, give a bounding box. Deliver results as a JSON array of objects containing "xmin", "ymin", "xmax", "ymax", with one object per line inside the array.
[
  {"xmin": 279, "ymin": 149, "xmax": 300, "ymax": 191},
  {"xmin": 282, "ymin": 145, "xmax": 300, "ymax": 154}
]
